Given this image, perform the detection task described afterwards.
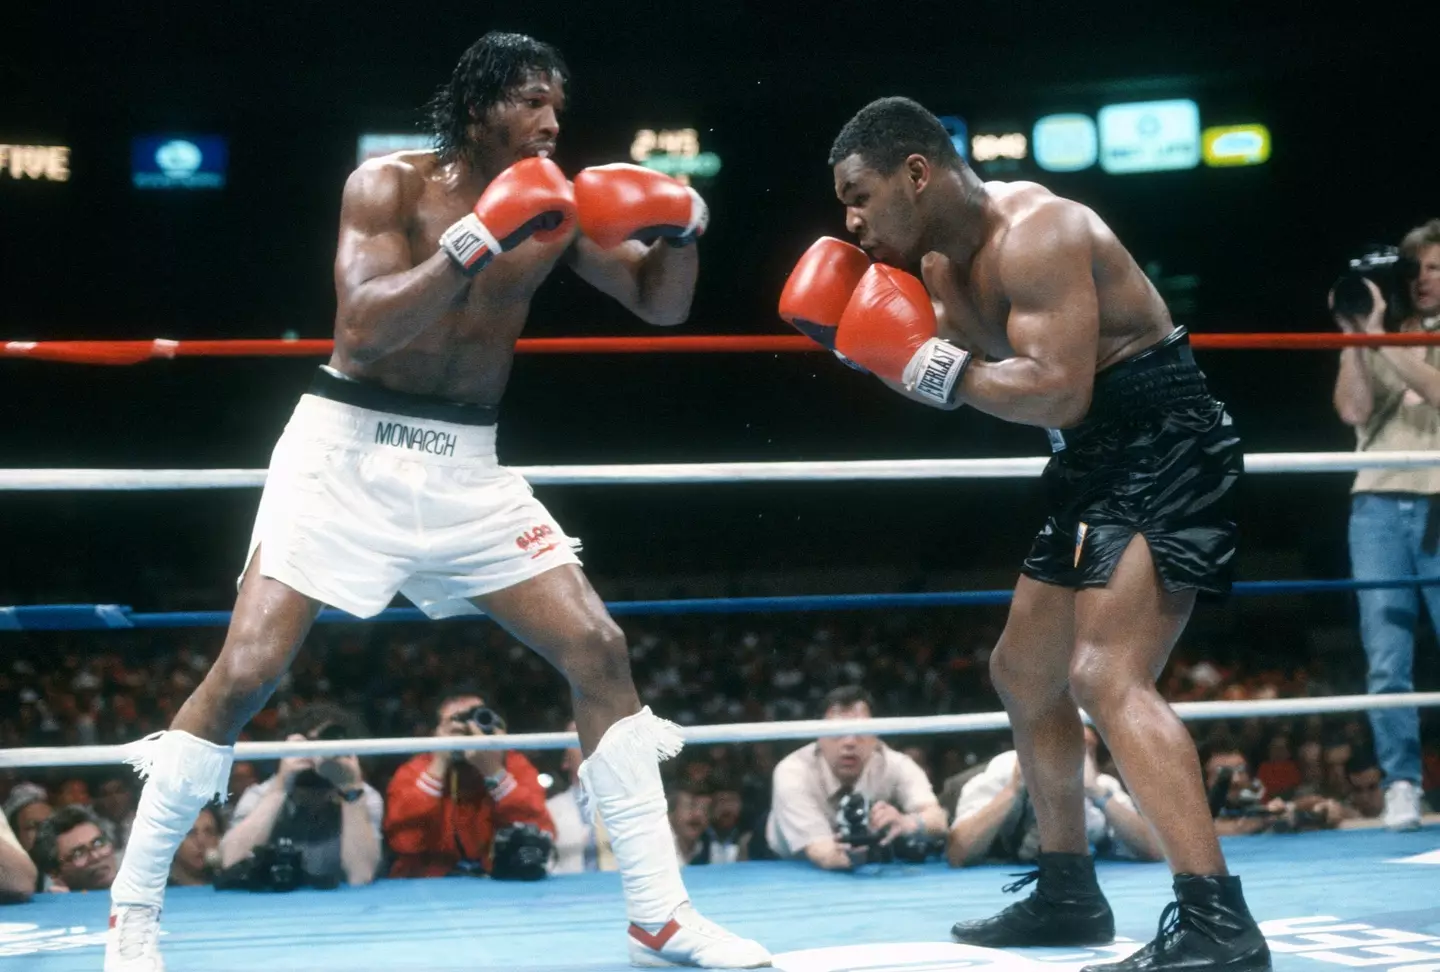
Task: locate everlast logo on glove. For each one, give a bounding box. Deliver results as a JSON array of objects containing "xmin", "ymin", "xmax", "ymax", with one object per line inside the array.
[
  {"xmin": 906, "ymin": 338, "xmax": 972, "ymax": 407},
  {"xmin": 374, "ymin": 421, "xmax": 458, "ymax": 457}
]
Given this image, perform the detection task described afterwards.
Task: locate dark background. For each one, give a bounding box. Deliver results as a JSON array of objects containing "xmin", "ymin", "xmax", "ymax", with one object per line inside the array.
[{"xmin": 1, "ymin": 2, "xmax": 1434, "ymax": 617}]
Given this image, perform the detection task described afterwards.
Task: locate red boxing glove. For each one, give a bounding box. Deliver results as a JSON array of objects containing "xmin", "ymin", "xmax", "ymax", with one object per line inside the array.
[
  {"xmin": 573, "ymin": 163, "xmax": 709, "ymax": 248},
  {"xmin": 439, "ymin": 157, "xmax": 576, "ymax": 275},
  {"xmin": 778, "ymin": 237, "xmax": 872, "ymax": 354},
  {"xmin": 835, "ymin": 265, "xmax": 972, "ymax": 405}
]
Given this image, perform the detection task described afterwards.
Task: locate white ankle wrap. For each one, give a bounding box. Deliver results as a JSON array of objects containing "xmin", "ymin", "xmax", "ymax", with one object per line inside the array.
[
  {"xmin": 110, "ymin": 730, "xmax": 234, "ymax": 909},
  {"xmin": 577, "ymin": 707, "xmax": 687, "ymax": 923}
]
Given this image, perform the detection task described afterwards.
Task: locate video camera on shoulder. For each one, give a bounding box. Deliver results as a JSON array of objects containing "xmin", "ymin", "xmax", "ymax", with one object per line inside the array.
[{"xmin": 1332, "ymin": 245, "xmax": 1417, "ymax": 326}]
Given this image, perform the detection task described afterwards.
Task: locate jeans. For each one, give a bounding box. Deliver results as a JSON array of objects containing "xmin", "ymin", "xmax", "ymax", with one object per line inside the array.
[{"xmin": 1348, "ymin": 492, "xmax": 1439, "ymax": 785}]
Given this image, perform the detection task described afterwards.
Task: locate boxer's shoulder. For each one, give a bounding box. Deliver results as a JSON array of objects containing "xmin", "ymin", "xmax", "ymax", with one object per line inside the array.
[
  {"xmin": 343, "ymin": 152, "xmax": 431, "ymax": 212},
  {"xmin": 990, "ymin": 192, "xmax": 1099, "ymax": 282}
]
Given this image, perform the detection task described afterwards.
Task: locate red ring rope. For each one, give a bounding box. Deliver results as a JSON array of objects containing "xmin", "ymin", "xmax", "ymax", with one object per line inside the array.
[{"xmin": 2, "ymin": 332, "xmax": 1434, "ymax": 365}]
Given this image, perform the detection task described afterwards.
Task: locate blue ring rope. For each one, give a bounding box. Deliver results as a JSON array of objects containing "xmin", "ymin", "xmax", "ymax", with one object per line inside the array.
[{"xmin": 1, "ymin": 576, "xmax": 1436, "ymax": 631}]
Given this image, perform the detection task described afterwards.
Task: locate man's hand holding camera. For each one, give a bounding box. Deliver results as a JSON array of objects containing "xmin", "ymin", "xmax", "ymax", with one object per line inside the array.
[
  {"xmin": 430, "ymin": 700, "xmax": 509, "ymax": 788},
  {"xmin": 315, "ymin": 753, "xmax": 364, "ymax": 797},
  {"xmin": 1331, "ymin": 277, "xmax": 1388, "ymax": 335},
  {"xmin": 276, "ymin": 739, "xmax": 315, "ymax": 792},
  {"xmin": 868, "ymin": 800, "xmax": 920, "ymax": 847}
]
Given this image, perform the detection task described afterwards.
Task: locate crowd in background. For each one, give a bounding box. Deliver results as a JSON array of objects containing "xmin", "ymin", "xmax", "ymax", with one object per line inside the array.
[{"xmin": 3, "ymin": 607, "xmax": 1438, "ymax": 899}]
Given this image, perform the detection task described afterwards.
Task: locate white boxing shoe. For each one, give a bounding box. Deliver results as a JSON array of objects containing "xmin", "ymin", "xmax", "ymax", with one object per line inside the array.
[
  {"xmin": 628, "ymin": 902, "xmax": 772, "ymax": 968},
  {"xmin": 105, "ymin": 904, "xmax": 164, "ymax": 972}
]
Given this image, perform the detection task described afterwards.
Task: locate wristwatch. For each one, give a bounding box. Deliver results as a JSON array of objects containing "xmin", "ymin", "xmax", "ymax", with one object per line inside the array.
[{"xmin": 339, "ymin": 786, "xmax": 365, "ymax": 803}]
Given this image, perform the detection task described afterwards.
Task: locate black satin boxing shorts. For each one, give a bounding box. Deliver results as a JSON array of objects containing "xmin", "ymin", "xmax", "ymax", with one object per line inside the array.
[{"xmin": 1021, "ymin": 327, "xmax": 1243, "ymax": 595}]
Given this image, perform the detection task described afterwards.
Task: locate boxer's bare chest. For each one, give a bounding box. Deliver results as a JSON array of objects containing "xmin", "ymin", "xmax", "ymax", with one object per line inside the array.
[
  {"xmin": 342, "ymin": 180, "xmax": 572, "ymax": 403},
  {"xmin": 930, "ymin": 249, "xmax": 1014, "ymax": 361}
]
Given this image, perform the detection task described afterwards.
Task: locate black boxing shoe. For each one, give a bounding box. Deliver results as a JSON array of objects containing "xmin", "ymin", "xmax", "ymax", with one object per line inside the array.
[
  {"xmin": 951, "ymin": 852, "xmax": 1115, "ymax": 948},
  {"xmin": 1080, "ymin": 874, "xmax": 1271, "ymax": 972}
]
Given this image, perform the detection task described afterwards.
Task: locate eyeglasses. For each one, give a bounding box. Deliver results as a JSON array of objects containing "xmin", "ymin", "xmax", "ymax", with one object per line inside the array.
[{"xmin": 62, "ymin": 834, "xmax": 111, "ymax": 866}]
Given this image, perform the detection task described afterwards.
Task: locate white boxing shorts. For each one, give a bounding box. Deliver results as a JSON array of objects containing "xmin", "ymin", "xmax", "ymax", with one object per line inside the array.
[{"xmin": 241, "ymin": 367, "xmax": 581, "ymax": 619}]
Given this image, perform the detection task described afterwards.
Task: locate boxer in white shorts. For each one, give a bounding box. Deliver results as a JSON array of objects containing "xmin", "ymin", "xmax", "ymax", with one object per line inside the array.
[
  {"xmin": 106, "ymin": 31, "xmax": 770, "ymax": 972},
  {"xmin": 246, "ymin": 370, "xmax": 581, "ymax": 621}
]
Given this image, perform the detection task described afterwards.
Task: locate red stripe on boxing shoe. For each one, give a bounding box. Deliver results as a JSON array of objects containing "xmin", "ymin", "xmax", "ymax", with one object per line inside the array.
[{"xmin": 629, "ymin": 918, "xmax": 682, "ymax": 952}]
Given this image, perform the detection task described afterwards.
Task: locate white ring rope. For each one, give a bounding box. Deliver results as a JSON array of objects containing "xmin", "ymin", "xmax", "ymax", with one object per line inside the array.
[
  {"xmin": 0, "ymin": 451, "xmax": 1438, "ymax": 490},
  {"xmin": 4, "ymin": 692, "xmax": 1437, "ymax": 770}
]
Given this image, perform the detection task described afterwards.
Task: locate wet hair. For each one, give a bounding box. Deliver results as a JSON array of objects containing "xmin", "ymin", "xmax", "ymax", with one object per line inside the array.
[
  {"xmin": 427, "ymin": 31, "xmax": 569, "ymax": 164},
  {"xmin": 829, "ymin": 96, "xmax": 963, "ymax": 174}
]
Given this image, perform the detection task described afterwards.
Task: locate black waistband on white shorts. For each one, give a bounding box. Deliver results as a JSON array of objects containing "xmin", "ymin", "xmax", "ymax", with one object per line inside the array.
[{"xmin": 307, "ymin": 367, "xmax": 499, "ymax": 426}]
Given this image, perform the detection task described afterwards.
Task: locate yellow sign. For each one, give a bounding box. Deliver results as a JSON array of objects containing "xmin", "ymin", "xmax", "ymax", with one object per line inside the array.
[
  {"xmin": 1202, "ymin": 124, "xmax": 1270, "ymax": 167},
  {"xmin": 0, "ymin": 144, "xmax": 71, "ymax": 181}
]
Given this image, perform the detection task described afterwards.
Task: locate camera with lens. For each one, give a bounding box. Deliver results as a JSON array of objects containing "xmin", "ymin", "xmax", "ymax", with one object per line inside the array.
[
  {"xmin": 833, "ymin": 792, "xmax": 940, "ymax": 864},
  {"xmin": 1331, "ymin": 245, "xmax": 1417, "ymax": 325},
  {"xmin": 490, "ymin": 823, "xmax": 554, "ymax": 881},
  {"xmin": 214, "ymin": 837, "xmax": 310, "ymax": 893},
  {"xmin": 452, "ymin": 705, "xmax": 505, "ymax": 735},
  {"xmin": 834, "ymin": 792, "xmax": 874, "ymax": 850}
]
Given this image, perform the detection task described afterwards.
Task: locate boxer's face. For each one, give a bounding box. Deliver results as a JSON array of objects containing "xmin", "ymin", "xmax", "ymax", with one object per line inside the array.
[
  {"xmin": 1410, "ymin": 243, "xmax": 1440, "ymax": 316},
  {"xmin": 834, "ymin": 154, "xmax": 924, "ymax": 268},
  {"xmin": 469, "ymin": 70, "xmax": 565, "ymax": 170}
]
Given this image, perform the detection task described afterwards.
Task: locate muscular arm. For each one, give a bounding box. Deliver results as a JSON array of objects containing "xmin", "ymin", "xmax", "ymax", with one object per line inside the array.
[
  {"xmin": 951, "ymin": 208, "xmax": 1099, "ymax": 427},
  {"xmin": 567, "ymin": 235, "xmax": 697, "ymax": 327},
  {"xmin": 333, "ymin": 162, "xmax": 473, "ymax": 364}
]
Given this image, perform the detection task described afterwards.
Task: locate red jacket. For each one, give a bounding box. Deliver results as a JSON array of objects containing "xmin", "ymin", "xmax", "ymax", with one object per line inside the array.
[{"xmin": 384, "ymin": 752, "xmax": 554, "ymax": 878}]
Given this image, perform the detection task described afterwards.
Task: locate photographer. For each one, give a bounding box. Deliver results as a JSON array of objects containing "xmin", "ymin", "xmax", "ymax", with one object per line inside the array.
[
  {"xmin": 1332, "ymin": 217, "xmax": 1440, "ymax": 832},
  {"xmin": 384, "ymin": 694, "xmax": 554, "ymax": 879},
  {"xmin": 1202, "ymin": 742, "xmax": 1346, "ymax": 836},
  {"xmin": 764, "ymin": 687, "xmax": 944, "ymax": 871},
  {"xmin": 946, "ymin": 726, "xmax": 1162, "ymax": 867},
  {"xmin": 220, "ymin": 704, "xmax": 383, "ymax": 888}
]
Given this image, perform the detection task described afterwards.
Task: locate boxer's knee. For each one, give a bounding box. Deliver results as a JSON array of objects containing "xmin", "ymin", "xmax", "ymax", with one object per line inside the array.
[
  {"xmin": 1067, "ymin": 643, "xmax": 1132, "ymax": 719},
  {"xmin": 990, "ymin": 639, "xmax": 1065, "ymax": 713},
  {"xmin": 563, "ymin": 620, "xmax": 634, "ymax": 699}
]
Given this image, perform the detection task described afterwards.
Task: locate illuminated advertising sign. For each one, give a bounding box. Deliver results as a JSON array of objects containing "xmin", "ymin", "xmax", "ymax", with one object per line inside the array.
[
  {"xmin": 630, "ymin": 128, "xmax": 721, "ymax": 184},
  {"xmin": 1098, "ymin": 99, "xmax": 1200, "ymax": 174},
  {"xmin": 356, "ymin": 133, "xmax": 436, "ymax": 165},
  {"xmin": 132, "ymin": 136, "xmax": 227, "ymax": 189},
  {"xmin": 938, "ymin": 116, "xmax": 969, "ymax": 162},
  {"xmin": 1033, "ymin": 114, "xmax": 1098, "ymax": 172},
  {"xmin": 1202, "ymin": 124, "xmax": 1271, "ymax": 167},
  {"xmin": 0, "ymin": 144, "xmax": 71, "ymax": 182},
  {"xmin": 970, "ymin": 131, "xmax": 1028, "ymax": 164}
]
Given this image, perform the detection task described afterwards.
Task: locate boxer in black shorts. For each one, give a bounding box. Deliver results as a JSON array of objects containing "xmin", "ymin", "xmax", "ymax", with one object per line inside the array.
[{"xmin": 780, "ymin": 96, "xmax": 1266, "ymax": 972}]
